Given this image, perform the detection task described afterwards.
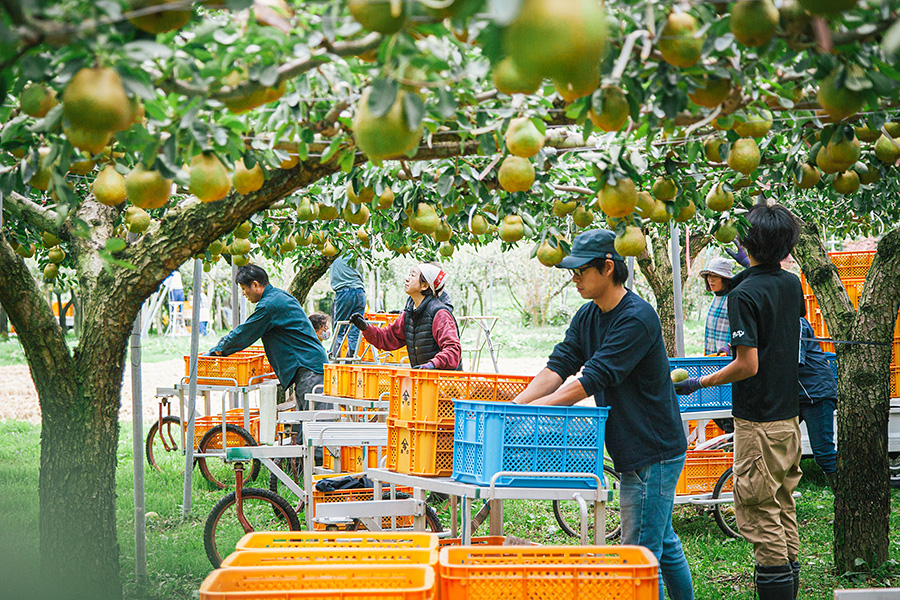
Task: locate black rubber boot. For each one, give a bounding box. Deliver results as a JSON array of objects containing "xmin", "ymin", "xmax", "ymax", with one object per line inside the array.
[
  {"xmin": 790, "ymin": 561, "xmax": 800, "ymax": 599},
  {"xmin": 824, "ymin": 472, "xmax": 836, "ymax": 491},
  {"xmin": 755, "ymin": 564, "xmax": 794, "ymax": 600}
]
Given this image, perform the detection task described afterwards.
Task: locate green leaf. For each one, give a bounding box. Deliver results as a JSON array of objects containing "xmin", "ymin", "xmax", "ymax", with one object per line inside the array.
[
  {"xmin": 882, "ymin": 19, "xmax": 900, "ymax": 58},
  {"xmin": 436, "ymin": 87, "xmax": 456, "ymax": 119},
  {"xmin": 367, "ymin": 78, "xmax": 398, "ymax": 119},
  {"xmin": 105, "ymin": 238, "xmax": 127, "ymax": 254},
  {"xmin": 437, "ymin": 170, "xmax": 454, "ymax": 196},
  {"xmin": 403, "ymin": 93, "xmax": 425, "ymax": 131},
  {"xmin": 320, "ymin": 138, "xmax": 343, "ymax": 164},
  {"xmin": 338, "ymin": 149, "xmax": 355, "ymax": 173},
  {"xmin": 259, "ymin": 65, "xmax": 279, "ymax": 87},
  {"xmin": 122, "ymin": 41, "xmax": 173, "ymax": 60}
]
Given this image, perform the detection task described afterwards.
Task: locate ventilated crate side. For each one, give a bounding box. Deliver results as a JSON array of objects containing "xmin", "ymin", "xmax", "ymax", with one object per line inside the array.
[
  {"xmin": 235, "ymin": 531, "xmax": 439, "ymax": 551},
  {"xmin": 676, "ymin": 451, "xmax": 733, "ymax": 495},
  {"xmin": 438, "ymin": 545, "xmax": 658, "ymax": 600},
  {"xmin": 451, "ymin": 401, "xmax": 609, "ymax": 488},
  {"xmin": 199, "ymin": 564, "xmax": 436, "ymax": 600}
]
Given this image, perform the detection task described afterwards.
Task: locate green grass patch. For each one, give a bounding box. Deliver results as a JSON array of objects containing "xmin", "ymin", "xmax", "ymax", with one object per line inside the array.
[{"xmin": 2, "ymin": 421, "xmax": 898, "ymax": 599}]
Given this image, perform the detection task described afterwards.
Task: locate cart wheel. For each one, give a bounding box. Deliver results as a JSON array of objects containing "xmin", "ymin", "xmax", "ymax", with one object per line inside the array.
[
  {"xmin": 267, "ymin": 457, "xmax": 306, "ymax": 513},
  {"xmin": 346, "ymin": 492, "xmax": 443, "ymax": 533},
  {"xmin": 197, "ymin": 424, "xmax": 261, "ymax": 490},
  {"xmin": 203, "ymin": 487, "xmax": 301, "ymax": 568},
  {"xmin": 712, "ymin": 467, "xmax": 742, "ymax": 539},
  {"xmin": 551, "ymin": 465, "xmax": 621, "ymax": 541},
  {"xmin": 146, "ymin": 415, "xmax": 187, "ymax": 473}
]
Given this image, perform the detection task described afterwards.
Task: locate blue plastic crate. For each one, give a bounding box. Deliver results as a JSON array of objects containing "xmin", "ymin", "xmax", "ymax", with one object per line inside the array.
[
  {"xmin": 669, "ymin": 357, "xmax": 733, "ymax": 412},
  {"xmin": 824, "ymin": 352, "xmax": 837, "ymax": 380},
  {"xmin": 451, "ymin": 400, "xmax": 610, "ymax": 488}
]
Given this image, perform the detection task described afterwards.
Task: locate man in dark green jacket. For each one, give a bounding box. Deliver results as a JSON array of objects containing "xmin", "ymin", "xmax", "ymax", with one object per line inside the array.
[{"xmin": 209, "ymin": 264, "xmax": 327, "ymax": 410}]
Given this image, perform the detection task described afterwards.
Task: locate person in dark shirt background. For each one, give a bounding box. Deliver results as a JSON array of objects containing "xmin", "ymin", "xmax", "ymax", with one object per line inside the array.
[
  {"xmin": 675, "ymin": 204, "xmax": 804, "ymax": 600},
  {"xmin": 514, "ymin": 228, "xmax": 693, "ymax": 600},
  {"xmin": 798, "ymin": 317, "xmax": 837, "ymax": 489}
]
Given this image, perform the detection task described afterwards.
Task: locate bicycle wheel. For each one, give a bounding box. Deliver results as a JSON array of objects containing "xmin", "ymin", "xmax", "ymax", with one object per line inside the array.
[
  {"xmin": 203, "ymin": 487, "xmax": 301, "ymax": 568},
  {"xmin": 712, "ymin": 467, "xmax": 742, "ymax": 539},
  {"xmin": 267, "ymin": 456, "xmax": 306, "ymax": 513},
  {"xmin": 552, "ymin": 465, "xmax": 621, "ymax": 541},
  {"xmin": 197, "ymin": 424, "xmax": 261, "ymax": 489},
  {"xmin": 146, "ymin": 415, "xmax": 185, "ymax": 473},
  {"xmin": 346, "ymin": 491, "xmax": 443, "ymax": 533}
]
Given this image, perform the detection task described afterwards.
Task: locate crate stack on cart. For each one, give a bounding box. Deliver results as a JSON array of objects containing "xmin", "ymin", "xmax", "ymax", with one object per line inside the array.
[
  {"xmin": 199, "ymin": 531, "xmax": 660, "ymax": 600},
  {"xmin": 799, "ymin": 250, "xmax": 900, "ymax": 397},
  {"xmin": 184, "ymin": 345, "xmax": 274, "ymax": 387},
  {"xmin": 386, "ymin": 370, "xmax": 535, "ymax": 478}
]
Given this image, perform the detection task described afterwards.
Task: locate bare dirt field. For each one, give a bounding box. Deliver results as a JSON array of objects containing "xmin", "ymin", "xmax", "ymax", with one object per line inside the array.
[{"xmin": 0, "ymin": 356, "xmax": 568, "ymax": 425}]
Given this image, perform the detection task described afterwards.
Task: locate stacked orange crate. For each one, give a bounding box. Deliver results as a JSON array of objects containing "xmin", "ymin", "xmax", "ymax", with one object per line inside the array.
[
  {"xmin": 386, "ymin": 371, "xmax": 533, "ymax": 477},
  {"xmin": 800, "ymin": 251, "xmax": 900, "ymax": 388}
]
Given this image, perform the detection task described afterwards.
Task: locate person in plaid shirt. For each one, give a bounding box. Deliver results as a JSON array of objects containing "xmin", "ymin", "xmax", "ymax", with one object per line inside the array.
[{"xmin": 700, "ymin": 257, "xmax": 737, "ymax": 355}]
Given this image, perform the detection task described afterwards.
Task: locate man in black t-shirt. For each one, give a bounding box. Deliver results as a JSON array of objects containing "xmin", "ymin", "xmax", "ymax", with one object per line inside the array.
[
  {"xmin": 515, "ymin": 229, "xmax": 693, "ymax": 600},
  {"xmin": 675, "ymin": 204, "xmax": 804, "ymax": 600}
]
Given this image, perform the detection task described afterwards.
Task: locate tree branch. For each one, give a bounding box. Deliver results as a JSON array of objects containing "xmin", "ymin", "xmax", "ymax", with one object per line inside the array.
[
  {"xmin": 164, "ymin": 33, "xmax": 383, "ymax": 101},
  {"xmin": 3, "ymin": 191, "xmax": 61, "ymax": 235}
]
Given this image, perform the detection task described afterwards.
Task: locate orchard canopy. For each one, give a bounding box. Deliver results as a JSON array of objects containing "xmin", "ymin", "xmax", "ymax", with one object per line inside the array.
[{"xmin": 2, "ymin": 1, "xmax": 900, "ymax": 598}]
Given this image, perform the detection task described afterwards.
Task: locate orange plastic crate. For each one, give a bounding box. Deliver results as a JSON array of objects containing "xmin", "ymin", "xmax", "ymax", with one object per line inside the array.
[
  {"xmin": 185, "ymin": 353, "xmax": 269, "ymax": 386},
  {"xmin": 829, "ymin": 250, "xmax": 875, "ymax": 279},
  {"xmin": 340, "ymin": 445, "xmax": 386, "ymax": 472},
  {"xmin": 676, "ymin": 450, "xmax": 733, "ymax": 495},
  {"xmin": 324, "ymin": 364, "xmax": 357, "ymax": 398},
  {"xmin": 892, "ymin": 366, "xmax": 900, "ymax": 398},
  {"xmin": 220, "ymin": 546, "xmax": 438, "ymax": 568},
  {"xmin": 199, "ymin": 564, "xmax": 436, "ymax": 600},
  {"xmin": 686, "ymin": 420, "xmax": 727, "ymax": 448},
  {"xmin": 312, "ymin": 481, "xmax": 416, "ymax": 531},
  {"xmin": 387, "ymin": 419, "xmax": 454, "ymax": 477},
  {"xmin": 194, "ymin": 409, "xmax": 260, "ymax": 447},
  {"xmin": 321, "ymin": 445, "xmax": 386, "ymax": 473},
  {"xmin": 356, "ymin": 365, "xmax": 406, "ymax": 400},
  {"xmin": 389, "ymin": 371, "xmax": 534, "ymax": 425},
  {"xmin": 235, "ymin": 531, "xmax": 439, "ymax": 552},
  {"xmin": 438, "ymin": 545, "xmax": 659, "ymax": 600}
]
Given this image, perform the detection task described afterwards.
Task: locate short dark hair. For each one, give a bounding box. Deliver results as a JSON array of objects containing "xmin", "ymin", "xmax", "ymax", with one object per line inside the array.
[
  {"xmin": 585, "ymin": 257, "xmax": 629, "ymax": 286},
  {"xmin": 308, "ymin": 312, "xmax": 329, "ymax": 331},
  {"xmin": 741, "ymin": 204, "xmax": 800, "ymax": 265},
  {"xmin": 235, "ymin": 264, "xmax": 269, "ymax": 287}
]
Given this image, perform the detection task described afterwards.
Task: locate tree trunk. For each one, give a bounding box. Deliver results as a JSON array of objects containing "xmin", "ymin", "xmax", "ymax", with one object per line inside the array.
[
  {"xmin": 0, "ymin": 302, "xmax": 7, "ymax": 337},
  {"xmin": 287, "ymin": 255, "xmax": 337, "ymax": 304},
  {"xmin": 793, "ymin": 219, "xmax": 900, "ymax": 574},
  {"xmin": 0, "ymin": 239, "xmax": 123, "ymax": 600}
]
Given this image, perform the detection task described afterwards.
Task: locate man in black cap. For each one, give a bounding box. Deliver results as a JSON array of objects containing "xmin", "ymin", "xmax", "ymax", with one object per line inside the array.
[{"xmin": 514, "ymin": 228, "xmax": 693, "ymax": 600}]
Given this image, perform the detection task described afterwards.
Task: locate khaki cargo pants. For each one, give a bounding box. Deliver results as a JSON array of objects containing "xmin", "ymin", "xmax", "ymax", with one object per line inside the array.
[{"xmin": 733, "ymin": 417, "xmax": 803, "ymax": 566}]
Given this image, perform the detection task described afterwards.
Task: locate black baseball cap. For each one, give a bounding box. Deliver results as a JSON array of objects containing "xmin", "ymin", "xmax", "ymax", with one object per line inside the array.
[{"xmin": 557, "ymin": 228, "xmax": 624, "ymax": 269}]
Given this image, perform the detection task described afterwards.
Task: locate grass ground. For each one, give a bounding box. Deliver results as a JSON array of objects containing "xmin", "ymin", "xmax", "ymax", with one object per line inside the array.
[{"xmin": 1, "ymin": 420, "xmax": 898, "ymax": 599}]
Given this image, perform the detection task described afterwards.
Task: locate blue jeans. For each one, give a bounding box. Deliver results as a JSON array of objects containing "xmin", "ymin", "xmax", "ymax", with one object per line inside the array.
[
  {"xmin": 620, "ymin": 453, "xmax": 695, "ymax": 600},
  {"xmin": 799, "ymin": 398, "xmax": 837, "ymax": 474},
  {"xmin": 330, "ymin": 287, "xmax": 366, "ymax": 358}
]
